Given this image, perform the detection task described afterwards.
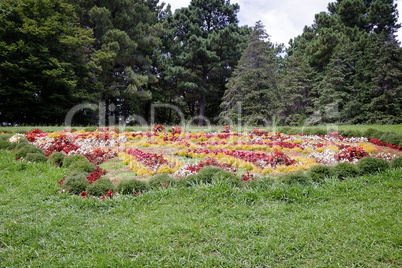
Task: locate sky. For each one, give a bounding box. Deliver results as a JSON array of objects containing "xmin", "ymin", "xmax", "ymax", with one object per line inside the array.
[{"xmin": 163, "ymin": 0, "xmax": 402, "ymax": 46}]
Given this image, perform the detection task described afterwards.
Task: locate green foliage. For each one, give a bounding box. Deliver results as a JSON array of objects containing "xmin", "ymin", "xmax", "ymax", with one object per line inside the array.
[
  {"xmin": 245, "ymin": 176, "xmax": 276, "ymax": 190},
  {"xmin": 390, "ymin": 157, "xmax": 402, "ymax": 169},
  {"xmin": 220, "ymin": 21, "xmax": 281, "ymax": 125},
  {"xmin": 117, "ymin": 179, "xmax": 149, "ymax": 195},
  {"xmin": 333, "ymin": 162, "xmax": 359, "ymax": 180},
  {"xmin": 48, "ymin": 152, "xmax": 65, "ymax": 167},
  {"xmin": 63, "ymin": 155, "xmax": 87, "ymax": 168},
  {"xmin": 176, "ymin": 175, "xmax": 198, "ymax": 188},
  {"xmin": 63, "ymin": 172, "xmax": 89, "ymax": 194},
  {"xmin": 86, "ymin": 178, "xmax": 115, "ymax": 197},
  {"xmin": 308, "ymin": 165, "xmax": 334, "ymax": 183},
  {"xmin": 24, "ymin": 153, "xmax": 48, "ymax": 163},
  {"xmin": 69, "ymin": 160, "xmax": 96, "ymax": 173},
  {"xmin": 15, "ymin": 145, "xmax": 45, "ymax": 159},
  {"xmin": 166, "ymin": 0, "xmax": 249, "ymax": 125},
  {"xmin": 0, "ymin": 140, "xmax": 16, "ymax": 150},
  {"xmin": 0, "ymin": 0, "xmax": 96, "ymax": 125},
  {"xmin": 357, "ymin": 157, "xmax": 390, "ymax": 175},
  {"xmin": 279, "ymin": 171, "xmax": 310, "ymax": 185},
  {"xmin": 148, "ymin": 174, "xmax": 176, "ymax": 189}
]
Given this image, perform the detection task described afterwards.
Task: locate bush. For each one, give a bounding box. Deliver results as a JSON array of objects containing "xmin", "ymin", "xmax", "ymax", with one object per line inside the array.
[
  {"xmin": 379, "ymin": 132, "xmax": 400, "ymax": 145},
  {"xmin": 63, "ymin": 172, "xmax": 89, "ymax": 194},
  {"xmin": 357, "ymin": 157, "xmax": 389, "ymax": 175},
  {"xmin": 193, "ymin": 166, "xmax": 224, "ymax": 184},
  {"xmin": 69, "ymin": 160, "xmax": 96, "ymax": 173},
  {"xmin": 245, "ymin": 176, "xmax": 275, "ymax": 189},
  {"xmin": 279, "ymin": 171, "xmax": 310, "ymax": 185},
  {"xmin": 307, "ymin": 165, "xmax": 334, "ymax": 183},
  {"xmin": 177, "ymin": 175, "xmax": 198, "ymax": 187},
  {"xmin": 118, "ymin": 179, "xmax": 149, "ymax": 195},
  {"xmin": 214, "ymin": 170, "xmax": 242, "ymax": 187},
  {"xmin": 0, "ymin": 139, "xmax": 16, "ymax": 150},
  {"xmin": 363, "ymin": 128, "xmax": 381, "ymax": 138},
  {"xmin": 0, "ymin": 134, "xmax": 13, "ymax": 140},
  {"xmin": 86, "ymin": 178, "xmax": 115, "ymax": 196},
  {"xmin": 48, "ymin": 152, "xmax": 65, "ymax": 167},
  {"xmin": 342, "ymin": 129, "xmax": 363, "ymax": 138},
  {"xmin": 25, "ymin": 153, "xmax": 48, "ymax": 163},
  {"xmin": 333, "ymin": 162, "xmax": 359, "ymax": 180},
  {"xmin": 315, "ymin": 128, "xmax": 327, "ymax": 136},
  {"xmin": 63, "ymin": 154, "xmax": 88, "ymax": 168},
  {"xmin": 390, "ymin": 157, "xmax": 402, "ymax": 169},
  {"xmin": 15, "ymin": 145, "xmax": 45, "ymax": 159},
  {"xmin": 148, "ymin": 174, "xmax": 176, "ymax": 189},
  {"xmin": 84, "ymin": 127, "xmax": 97, "ymax": 132}
]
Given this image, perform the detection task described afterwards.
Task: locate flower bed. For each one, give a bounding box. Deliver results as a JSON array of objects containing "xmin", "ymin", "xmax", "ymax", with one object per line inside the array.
[{"xmin": 6, "ymin": 127, "xmax": 399, "ymax": 182}]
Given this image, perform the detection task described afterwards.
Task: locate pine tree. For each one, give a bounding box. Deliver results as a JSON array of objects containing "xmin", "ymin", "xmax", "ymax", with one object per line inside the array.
[
  {"xmin": 220, "ymin": 21, "xmax": 281, "ymax": 126},
  {"xmin": 279, "ymin": 51, "xmax": 315, "ymax": 126},
  {"xmin": 166, "ymin": 0, "xmax": 249, "ymax": 125}
]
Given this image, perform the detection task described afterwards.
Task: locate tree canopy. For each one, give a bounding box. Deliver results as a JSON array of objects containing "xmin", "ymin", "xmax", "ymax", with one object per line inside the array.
[{"xmin": 0, "ymin": 0, "xmax": 401, "ymax": 126}]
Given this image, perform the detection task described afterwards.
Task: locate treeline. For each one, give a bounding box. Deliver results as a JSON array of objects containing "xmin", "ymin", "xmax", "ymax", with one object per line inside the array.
[{"xmin": 0, "ymin": 0, "xmax": 401, "ymax": 126}]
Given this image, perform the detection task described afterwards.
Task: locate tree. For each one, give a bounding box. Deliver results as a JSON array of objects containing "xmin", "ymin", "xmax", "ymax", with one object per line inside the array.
[
  {"xmin": 68, "ymin": 0, "xmax": 167, "ymax": 122},
  {"xmin": 166, "ymin": 0, "xmax": 249, "ymax": 125},
  {"xmin": 285, "ymin": 0, "xmax": 401, "ymax": 125},
  {"xmin": 279, "ymin": 51, "xmax": 315, "ymax": 126},
  {"xmin": 220, "ymin": 21, "xmax": 282, "ymax": 125},
  {"xmin": 0, "ymin": 0, "xmax": 95, "ymax": 124}
]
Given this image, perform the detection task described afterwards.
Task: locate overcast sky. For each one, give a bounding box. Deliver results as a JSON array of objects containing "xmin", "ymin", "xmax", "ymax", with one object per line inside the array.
[{"xmin": 163, "ymin": 0, "xmax": 402, "ymax": 46}]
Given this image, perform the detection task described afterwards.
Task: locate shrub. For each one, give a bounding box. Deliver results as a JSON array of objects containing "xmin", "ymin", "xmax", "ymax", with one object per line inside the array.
[
  {"xmin": 363, "ymin": 128, "xmax": 381, "ymax": 138},
  {"xmin": 63, "ymin": 154, "xmax": 87, "ymax": 168},
  {"xmin": 380, "ymin": 132, "xmax": 400, "ymax": 145},
  {"xmin": 63, "ymin": 172, "xmax": 89, "ymax": 194},
  {"xmin": 213, "ymin": 170, "xmax": 242, "ymax": 187},
  {"xmin": 48, "ymin": 152, "xmax": 65, "ymax": 167},
  {"xmin": 194, "ymin": 166, "xmax": 225, "ymax": 184},
  {"xmin": 25, "ymin": 153, "xmax": 48, "ymax": 163},
  {"xmin": 357, "ymin": 157, "xmax": 389, "ymax": 175},
  {"xmin": 177, "ymin": 175, "xmax": 198, "ymax": 187},
  {"xmin": 15, "ymin": 145, "xmax": 45, "ymax": 159},
  {"xmin": 390, "ymin": 157, "xmax": 402, "ymax": 169},
  {"xmin": 315, "ymin": 128, "xmax": 327, "ymax": 136},
  {"xmin": 0, "ymin": 134, "xmax": 13, "ymax": 140},
  {"xmin": 307, "ymin": 165, "xmax": 334, "ymax": 183},
  {"xmin": 118, "ymin": 179, "xmax": 149, "ymax": 195},
  {"xmin": 69, "ymin": 160, "xmax": 96, "ymax": 173},
  {"xmin": 84, "ymin": 126, "xmax": 97, "ymax": 132},
  {"xmin": 333, "ymin": 162, "xmax": 359, "ymax": 180},
  {"xmin": 86, "ymin": 178, "xmax": 115, "ymax": 196},
  {"xmin": 279, "ymin": 171, "xmax": 310, "ymax": 185},
  {"xmin": 0, "ymin": 139, "xmax": 16, "ymax": 150},
  {"xmin": 245, "ymin": 176, "xmax": 275, "ymax": 189},
  {"xmin": 148, "ymin": 174, "xmax": 176, "ymax": 189},
  {"xmin": 342, "ymin": 129, "xmax": 362, "ymax": 138}
]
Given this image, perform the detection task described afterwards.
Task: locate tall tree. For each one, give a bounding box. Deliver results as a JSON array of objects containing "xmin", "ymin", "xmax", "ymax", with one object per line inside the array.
[
  {"xmin": 220, "ymin": 21, "xmax": 282, "ymax": 125},
  {"xmin": 68, "ymin": 0, "xmax": 166, "ymax": 122},
  {"xmin": 285, "ymin": 0, "xmax": 401, "ymax": 125},
  {"xmin": 166, "ymin": 0, "xmax": 249, "ymax": 125},
  {"xmin": 0, "ymin": 0, "xmax": 95, "ymax": 124},
  {"xmin": 279, "ymin": 51, "xmax": 315, "ymax": 126}
]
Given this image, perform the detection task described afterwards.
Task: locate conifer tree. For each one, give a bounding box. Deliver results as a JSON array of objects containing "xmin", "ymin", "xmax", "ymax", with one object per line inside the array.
[{"xmin": 220, "ymin": 21, "xmax": 281, "ymax": 125}]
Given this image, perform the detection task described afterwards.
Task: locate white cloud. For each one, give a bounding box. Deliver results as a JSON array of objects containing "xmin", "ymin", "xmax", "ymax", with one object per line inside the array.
[{"xmin": 163, "ymin": 0, "xmax": 402, "ymax": 45}]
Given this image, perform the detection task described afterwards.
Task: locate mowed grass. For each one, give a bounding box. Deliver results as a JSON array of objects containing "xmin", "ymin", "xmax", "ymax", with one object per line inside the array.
[
  {"xmin": 1, "ymin": 124, "xmax": 401, "ymax": 135},
  {"xmin": 0, "ymin": 150, "xmax": 401, "ymax": 267}
]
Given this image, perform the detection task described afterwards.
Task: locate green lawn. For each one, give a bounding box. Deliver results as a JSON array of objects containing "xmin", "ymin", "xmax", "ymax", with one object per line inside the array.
[{"xmin": 0, "ymin": 150, "xmax": 401, "ymax": 266}]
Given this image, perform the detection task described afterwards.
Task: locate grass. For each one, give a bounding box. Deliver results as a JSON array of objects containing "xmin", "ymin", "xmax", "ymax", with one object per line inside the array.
[
  {"xmin": 1, "ymin": 124, "xmax": 401, "ymax": 135},
  {"xmin": 1, "ymin": 150, "xmax": 401, "ymax": 266}
]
